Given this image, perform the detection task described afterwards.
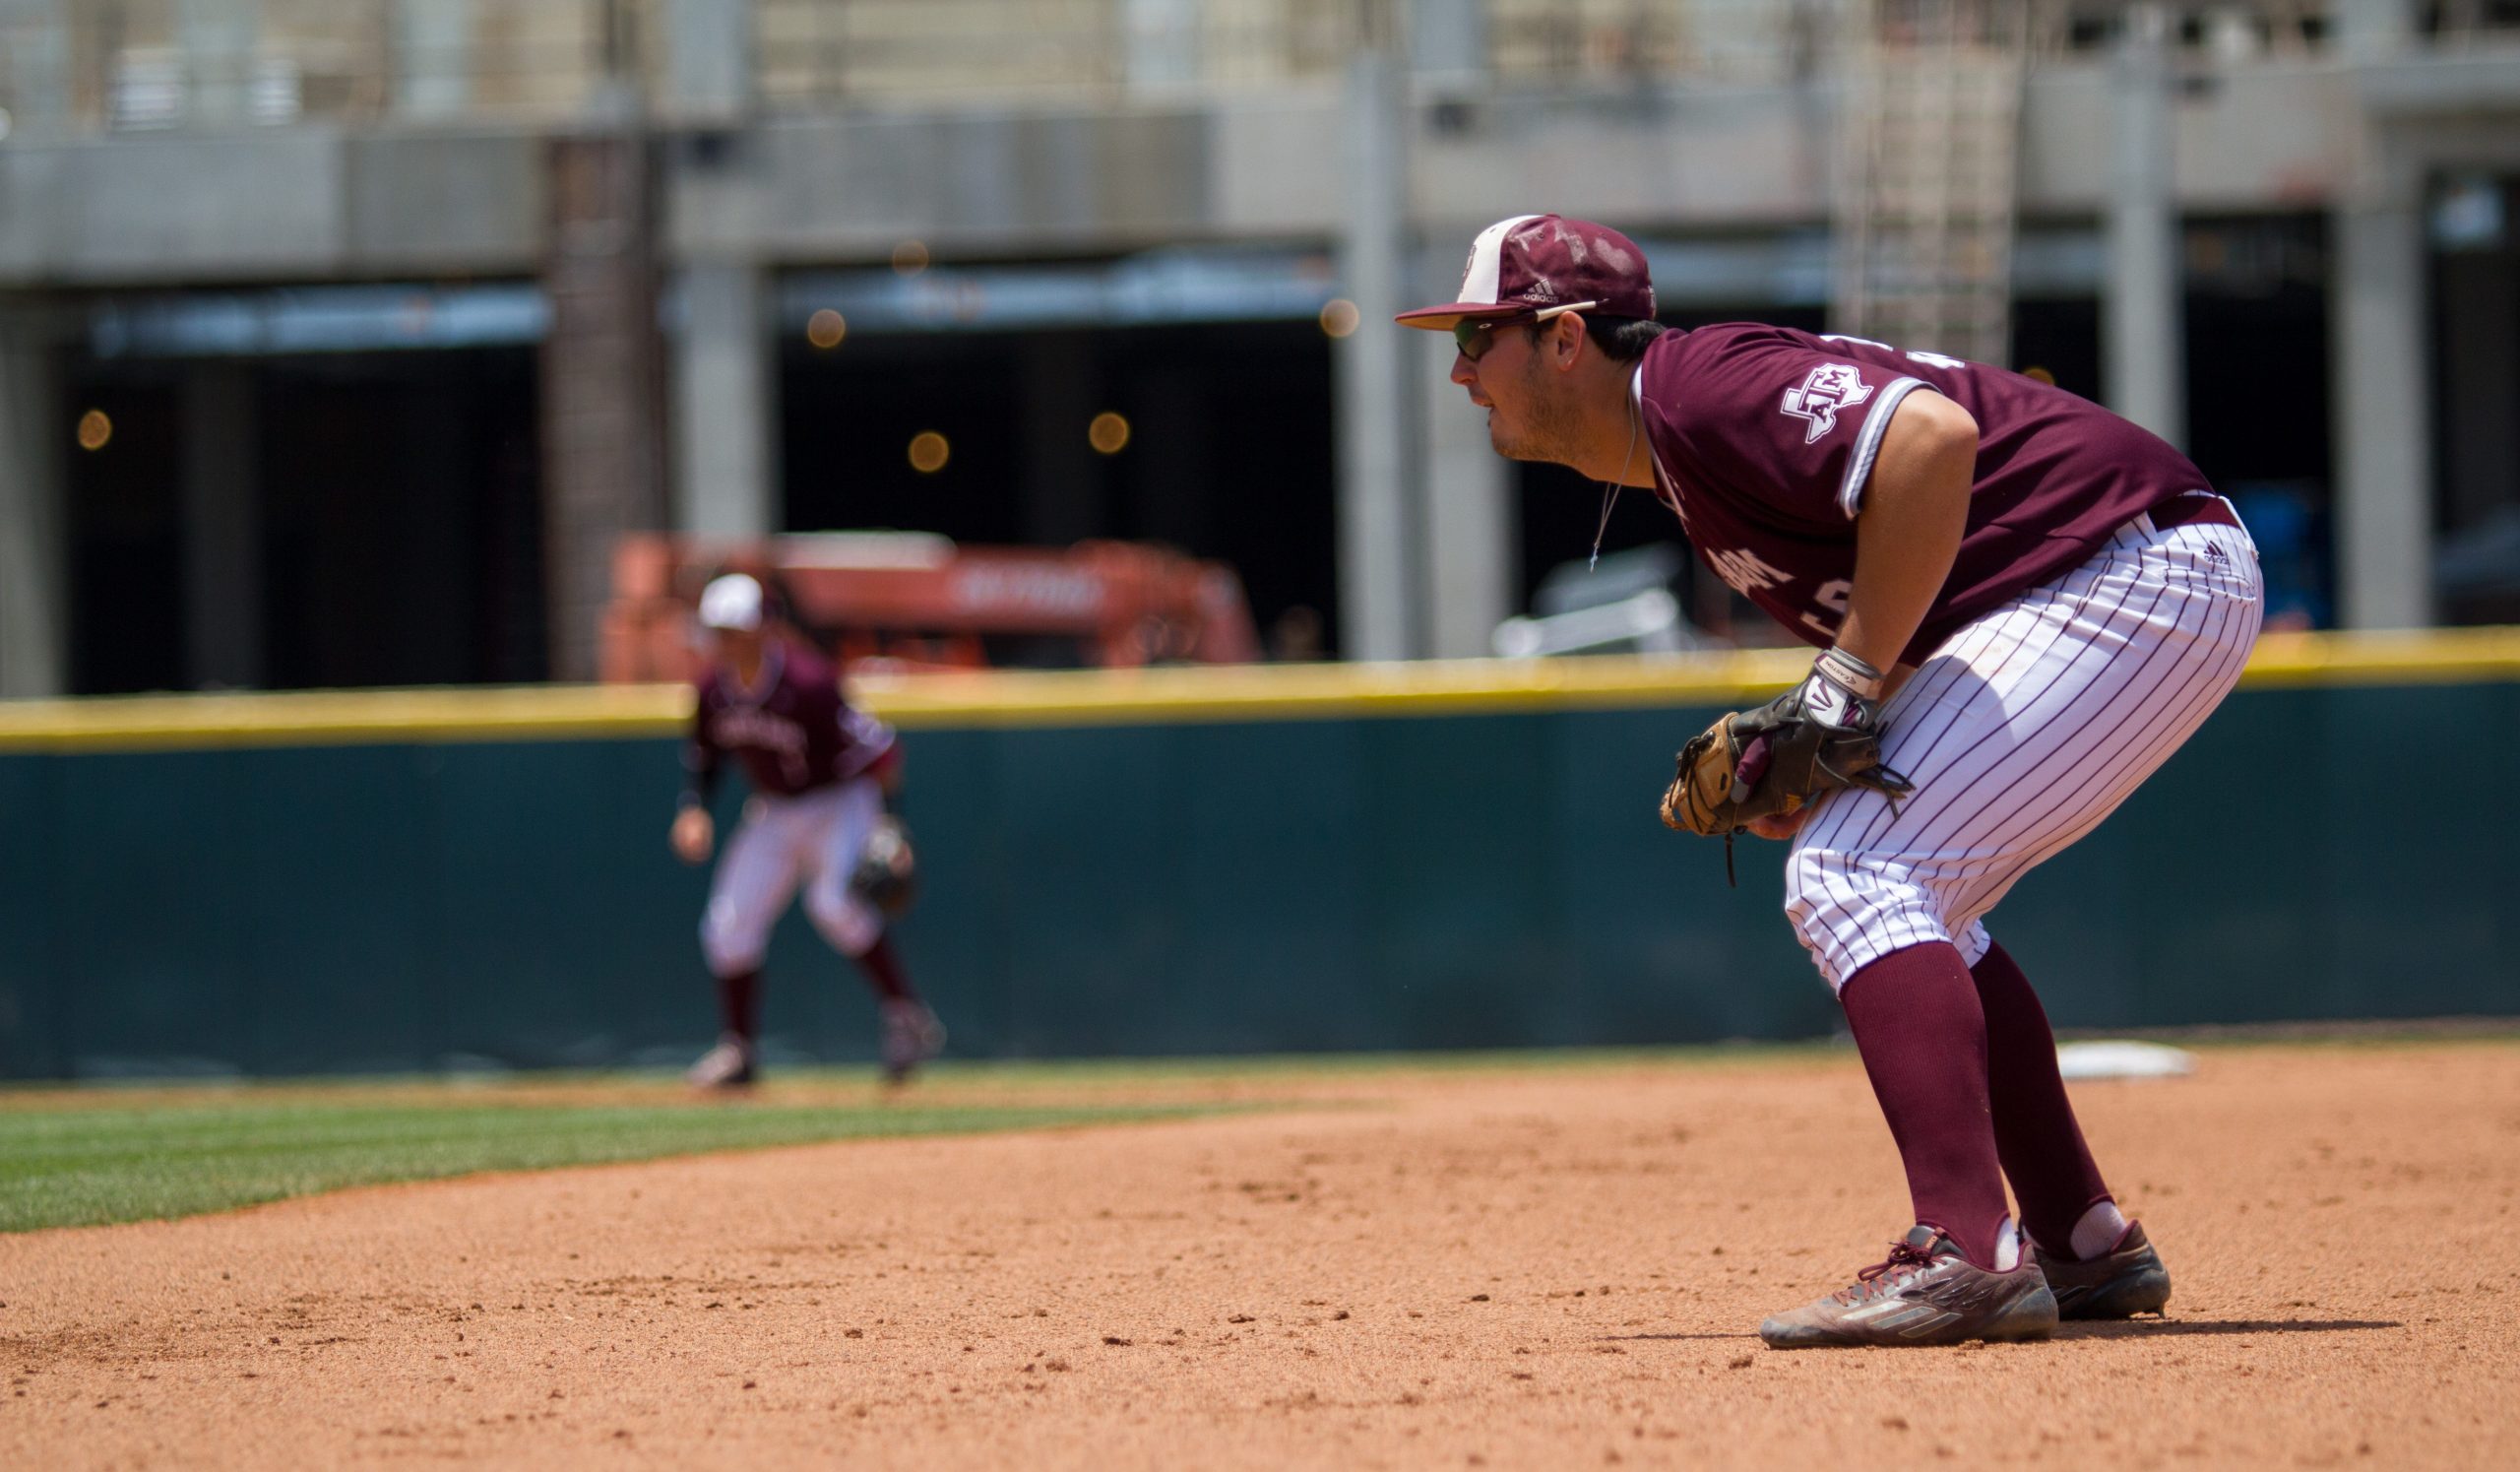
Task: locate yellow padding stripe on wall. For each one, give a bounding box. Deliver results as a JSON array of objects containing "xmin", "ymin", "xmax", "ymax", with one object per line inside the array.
[{"xmin": 1, "ymin": 627, "xmax": 2515, "ymax": 752}]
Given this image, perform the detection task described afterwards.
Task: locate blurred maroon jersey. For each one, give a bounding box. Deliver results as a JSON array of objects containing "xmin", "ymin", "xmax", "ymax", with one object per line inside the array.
[{"xmin": 687, "ymin": 642, "xmax": 895, "ymax": 800}]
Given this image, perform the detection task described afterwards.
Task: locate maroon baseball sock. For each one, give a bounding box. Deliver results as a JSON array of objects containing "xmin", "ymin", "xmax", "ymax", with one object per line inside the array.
[
  {"xmin": 715, "ymin": 968, "xmax": 761, "ymax": 1047},
  {"xmin": 851, "ymin": 934, "xmax": 918, "ymax": 1004},
  {"xmin": 1970, "ymin": 940, "xmax": 2115, "ymax": 1255},
  {"xmin": 1837, "ymin": 942, "xmax": 2013, "ymax": 1269}
]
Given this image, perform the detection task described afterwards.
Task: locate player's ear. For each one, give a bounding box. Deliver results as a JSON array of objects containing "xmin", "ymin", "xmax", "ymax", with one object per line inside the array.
[{"xmin": 1552, "ymin": 312, "xmax": 1586, "ymax": 369}]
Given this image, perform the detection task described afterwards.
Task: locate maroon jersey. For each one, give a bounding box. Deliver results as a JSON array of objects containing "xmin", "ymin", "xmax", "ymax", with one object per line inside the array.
[
  {"xmin": 684, "ymin": 643, "xmax": 895, "ymax": 801},
  {"xmin": 1633, "ymin": 324, "xmax": 2212, "ymax": 665}
]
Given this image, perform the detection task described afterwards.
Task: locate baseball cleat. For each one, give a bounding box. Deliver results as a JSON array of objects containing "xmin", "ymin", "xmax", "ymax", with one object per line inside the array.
[
  {"xmin": 1758, "ymin": 1225, "xmax": 2058, "ymax": 1349},
  {"xmin": 686, "ymin": 1034, "xmax": 757, "ymax": 1090},
  {"xmin": 2032, "ymin": 1221, "xmax": 2172, "ymax": 1319},
  {"xmin": 879, "ymin": 1000, "xmax": 946, "ymax": 1085}
]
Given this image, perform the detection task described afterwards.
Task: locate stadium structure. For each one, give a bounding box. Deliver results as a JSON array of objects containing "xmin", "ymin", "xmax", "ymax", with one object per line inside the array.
[{"xmin": 0, "ymin": 0, "xmax": 2515, "ymax": 692}]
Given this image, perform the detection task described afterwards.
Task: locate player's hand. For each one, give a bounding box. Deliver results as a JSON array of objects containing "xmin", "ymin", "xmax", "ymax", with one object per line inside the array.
[
  {"xmin": 670, "ymin": 805, "xmax": 715, "ymax": 864},
  {"xmin": 1727, "ymin": 734, "xmax": 1806, "ymax": 840},
  {"xmin": 1735, "ymin": 660, "xmax": 1915, "ymax": 846},
  {"xmin": 1745, "ymin": 810, "xmax": 1809, "ymax": 842}
]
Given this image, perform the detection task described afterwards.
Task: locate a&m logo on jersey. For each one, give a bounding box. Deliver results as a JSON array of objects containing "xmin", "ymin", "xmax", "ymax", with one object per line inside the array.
[
  {"xmin": 1779, "ymin": 363, "xmax": 1873, "ymax": 444},
  {"xmin": 1704, "ymin": 545, "xmax": 1791, "ymax": 597}
]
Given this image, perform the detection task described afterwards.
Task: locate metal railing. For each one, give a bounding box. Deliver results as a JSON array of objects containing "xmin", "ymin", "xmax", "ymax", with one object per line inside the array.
[
  {"xmin": 0, "ymin": 0, "xmax": 1855, "ymax": 131},
  {"xmin": 1, "ymin": 1, "xmax": 2513, "ymax": 140},
  {"xmin": 1, "ymin": 0, "xmax": 639, "ymax": 135}
]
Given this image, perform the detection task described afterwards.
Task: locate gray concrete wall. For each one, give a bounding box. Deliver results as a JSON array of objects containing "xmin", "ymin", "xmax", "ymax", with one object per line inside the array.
[
  {"xmin": 0, "ymin": 60, "xmax": 2419, "ymax": 290},
  {"xmin": 0, "ymin": 130, "xmax": 547, "ymax": 285},
  {"xmin": 5, "ymin": 32, "xmax": 2514, "ymax": 660},
  {"xmin": 678, "ymin": 107, "xmax": 1225, "ymax": 260},
  {"xmin": 2016, "ymin": 61, "xmax": 2363, "ymax": 216}
]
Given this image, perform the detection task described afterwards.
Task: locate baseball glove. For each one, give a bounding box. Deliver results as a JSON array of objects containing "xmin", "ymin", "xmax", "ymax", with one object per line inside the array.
[
  {"xmin": 1660, "ymin": 649, "xmax": 1915, "ymax": 884},
  {"xmin": 851, "ymin": 814, "xmax": 919, "ymax": 918}
]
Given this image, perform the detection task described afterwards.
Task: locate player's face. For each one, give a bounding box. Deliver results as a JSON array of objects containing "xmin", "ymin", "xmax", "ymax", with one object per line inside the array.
[
  {"xmin": 711, "ymin": 626, "xmax": 765, "ymax": 668},
  {"xmin": 1453, "ymin": 319, "xmax": 1583, "ymax": 466}
]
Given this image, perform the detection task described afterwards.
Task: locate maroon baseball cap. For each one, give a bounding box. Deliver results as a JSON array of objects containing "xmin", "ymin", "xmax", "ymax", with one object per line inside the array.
[{"xmin": 1395, "ymin": 214, "xmax": 1657, "ymax": 331}]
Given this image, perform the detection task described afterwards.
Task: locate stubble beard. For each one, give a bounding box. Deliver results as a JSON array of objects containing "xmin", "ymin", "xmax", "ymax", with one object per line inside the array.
[{"xmin": 1487, "ymin": 365, "xmax": 1586, "ymax": 468}]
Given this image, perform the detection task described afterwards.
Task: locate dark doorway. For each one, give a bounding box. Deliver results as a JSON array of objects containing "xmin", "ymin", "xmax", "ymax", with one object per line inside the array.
[
  {"xmin": 781, "ymin": 320, "xmax": 1341, "ymax": 654},
  {"xmin": 62, "ymin": 373, "xmax": 187, "ymax": 694},
  {"xmin": 259, "ymin": 350, "xmax": 544, "ymax": 687},
  {"xmin": 2011, "ymin": 296, "xmax": 2104, "ymax": 403},
  {"xmin": 2183, "ymin": 215, "xmax": 2334, "ymax": 627},
  {"xmin": 2430, "ymin": 175, "xmax": 2520, "ymax": 625},
  {"xmin": 63, "ymin": 347, "xmax": 544, "ymax": 694}
]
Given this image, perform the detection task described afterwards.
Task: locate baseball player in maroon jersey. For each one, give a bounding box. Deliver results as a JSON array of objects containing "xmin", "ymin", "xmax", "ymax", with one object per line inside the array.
[
  {"xmin": 1402, "ymin": 216, "xmax": 2263, "ymax": 1348},
  {"xmin": 673, "ymin": 573, "xmax": 945, "ymax": 1088}
]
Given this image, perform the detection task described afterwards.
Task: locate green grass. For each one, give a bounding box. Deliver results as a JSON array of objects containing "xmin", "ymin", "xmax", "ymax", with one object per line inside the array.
[
  {"xmin": 0, "ymin": 1045, "xmax": 1841, "ymax": 1237},
  {"xmin": 0, "ymin": 1098, "xmax": 1214, "ymax": 1234},
  {"xmin": 19, "ymin": 1030, "xmax": 2494, "ymax": 1237}
]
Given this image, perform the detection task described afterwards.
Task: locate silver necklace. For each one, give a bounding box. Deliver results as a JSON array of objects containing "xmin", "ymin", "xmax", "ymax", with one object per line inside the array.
[{"xmin": 1589, "ymin": 384, "xmax": 1642, "ymax": 571}]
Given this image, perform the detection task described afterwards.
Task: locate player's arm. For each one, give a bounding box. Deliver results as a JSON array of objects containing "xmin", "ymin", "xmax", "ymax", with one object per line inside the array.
[
  {"xmin": 1736, "ymin": 392, "xmax": 1970, "ymax": 843},
  {"xmin": 867, "ymin": 740, "xmax": 906, "ymax": 801},
  {"xmin": 671, "ymin": 704, "xmax": 721, "ymax": 864},
  {"xmin": 1832, "ymin": 390, "xmax": 1979, "ymax": 677}
]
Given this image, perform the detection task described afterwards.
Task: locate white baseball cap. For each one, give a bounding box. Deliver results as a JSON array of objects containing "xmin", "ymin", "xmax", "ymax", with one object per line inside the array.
[{"xmin": 697, "ymin": 573, "xmax": 765, "ymax": 632}]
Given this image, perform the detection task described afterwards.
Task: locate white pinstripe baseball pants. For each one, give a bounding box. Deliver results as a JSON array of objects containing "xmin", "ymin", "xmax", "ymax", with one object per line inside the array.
[{"xmin": 1784, "ymin": 506, "xmax": 2265, "ymax": 991}]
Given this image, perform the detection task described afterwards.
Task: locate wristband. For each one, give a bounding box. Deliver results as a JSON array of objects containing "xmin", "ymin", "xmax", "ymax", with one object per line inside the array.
[{"xmin": 1801, "ymin": 647, "xmax": 1888, "ymax": 730}]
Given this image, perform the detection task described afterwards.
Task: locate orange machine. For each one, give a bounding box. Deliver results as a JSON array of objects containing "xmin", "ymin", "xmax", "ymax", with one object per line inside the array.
[{"xmin": 600, "ymin": 533, "xmax": 1263, "ymax": 680}]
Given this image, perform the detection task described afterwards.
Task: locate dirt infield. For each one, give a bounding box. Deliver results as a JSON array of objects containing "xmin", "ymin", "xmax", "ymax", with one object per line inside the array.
[{"xmin": 5, "ymin": 1043, "xmax": 2516, "ymax": 1469}]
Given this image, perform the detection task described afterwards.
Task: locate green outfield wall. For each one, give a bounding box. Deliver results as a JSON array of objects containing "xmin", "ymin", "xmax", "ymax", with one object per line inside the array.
[{"xmin": 1, "ymin": 633, "xmax": 2514, "ymax": 1080}]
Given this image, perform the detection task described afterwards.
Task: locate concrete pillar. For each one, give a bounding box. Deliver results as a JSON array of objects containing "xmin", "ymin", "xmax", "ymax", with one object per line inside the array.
[
  {"xmin": 542, "ymin": 132, "xmax": 667, "ymax": 681},
  {"xmin": 394, "ymin": 0, "xmax": 475, "ymax": 119},
  {"xmin": 2330, "ymin": 155, "xmax": 2434, "ymax": 630},
  {"xmin": 661, "ymin": 0, "xmax": 753, "ymax": 124},
  {"xmin": 1411, "ymin": 0, "xmax": 1488, "ymax": 77},
  {"xmin": 2333, "ymin": 0, "xmax": 2414, "ymax": 58},
  {"xmin": 1018, "ymin": 332, "xmax": 1102, "ymax": 545},
  {"xmin": 672, "ymin": 259, "xmax": 777, "ymax": 537},
  {"xmin": 0, "ymin": 2, "xmax": 75, "ymax": 139},
  {"xmin": 178, "ymin": 361, "xmax": 264, "ymax": 688},
  {"xmin": 1334, "ymin": 32, "xmax": 1420, "ymax": 661},
  {"xmin": 2105, "ymin": 3, "xmax": 2184, "ymax": 450},
  {"xmin": 0, "ymin": 311, "xmax": 68, "ymax": 698},
  {"xmin": 1418, "ymin": 329, "xmax": 1514, "ymax": 659},
  {"xmin": 177, "ymin": 0, "xmax": 259, "ymax": 126},
  {"xmin": 2327, "ymin": 0, "xmax": 2431, "ymax": 630},
  {"xmin": 1123, "ymin": 0, "xmax": 1201, "ymax": 91}
]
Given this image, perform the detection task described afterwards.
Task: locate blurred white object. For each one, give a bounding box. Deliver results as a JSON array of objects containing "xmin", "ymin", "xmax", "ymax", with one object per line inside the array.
[
  {"xmin": 109, "ymin": 50, "xmax": 186, "ymax": 130},
  {"xmin": 1493, "ymin": 588, "xmax": 1692, "ymax": 658},
  {"xmin": 781, "ymin": 531, "xmax": 956, "ymax": 569},
  {"xmin": 697, "ymin": 573, "xmax": 765, "ymax": 631},
  {"xmin": 249, "ymin": 57, "xmax": 302, "ymax": 125},
  {"xmin": 2055, "ymin": 1040, "xmax": 2196, "ymax": 1081}
]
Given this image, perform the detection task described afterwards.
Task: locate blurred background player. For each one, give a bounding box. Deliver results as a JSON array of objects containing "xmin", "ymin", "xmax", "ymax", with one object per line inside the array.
[{"xmin": 672, "ymin": 573, "xmax": 944, "ymax": 1087}]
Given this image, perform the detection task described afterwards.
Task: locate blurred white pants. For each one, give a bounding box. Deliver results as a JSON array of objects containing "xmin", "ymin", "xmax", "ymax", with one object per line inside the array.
[{"xmin": 700, "ymin": 778, "xmax": 885, "ymax": 976}]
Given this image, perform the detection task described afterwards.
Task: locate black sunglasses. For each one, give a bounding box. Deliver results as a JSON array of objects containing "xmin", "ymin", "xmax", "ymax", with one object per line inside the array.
[
  {"xmin": 1452, "ymin": 302, "xmax": 1599, "ymax": 360},
  {"xmin": 1453, "ymin": 317, "xmax": 1529, "ymax": 361}
]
